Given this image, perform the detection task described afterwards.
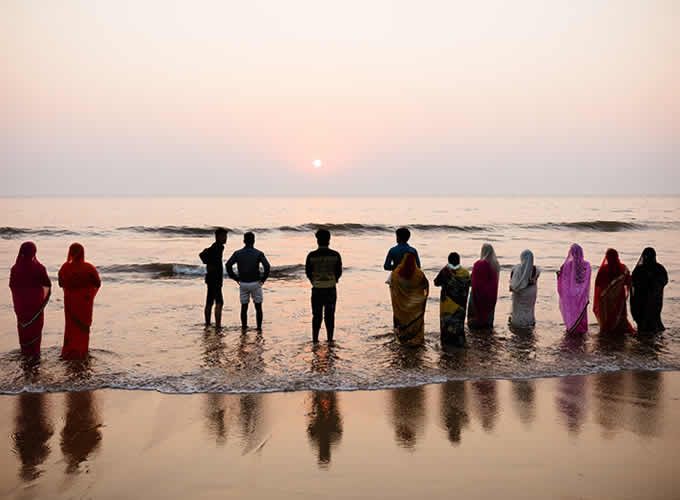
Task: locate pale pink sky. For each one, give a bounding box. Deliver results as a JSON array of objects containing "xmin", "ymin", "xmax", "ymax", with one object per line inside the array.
[{"xmin": 1, "ymin": 0, "xmax": 678, "ymax": 195}]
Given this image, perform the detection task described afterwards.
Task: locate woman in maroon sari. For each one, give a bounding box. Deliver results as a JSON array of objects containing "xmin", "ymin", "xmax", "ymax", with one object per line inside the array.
[
  {"xmin": 9, "ymin": 242, "xmax": 51, "ymax": 358},
  {"xmin": 467, "ymin": 243, "xmax": 500, "ymax": 329},
  {"xmin": 593, "ymin": 248, "xmax": 633, "ymax": 335},
  {"xmin": 58, "ymin": 244, "xmax": 101, "ymax": 360}
]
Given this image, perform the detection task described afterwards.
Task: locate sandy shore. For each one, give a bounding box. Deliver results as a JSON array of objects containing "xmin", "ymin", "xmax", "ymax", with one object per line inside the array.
[{"xmin": 1, "ymin": 370, "xmax": 678, "ymax": 499}]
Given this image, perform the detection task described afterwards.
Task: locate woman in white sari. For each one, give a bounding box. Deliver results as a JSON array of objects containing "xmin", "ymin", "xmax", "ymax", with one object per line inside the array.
[{"xmin": 509, "ymin": 249, "xmax": 540, "ymax": 329}]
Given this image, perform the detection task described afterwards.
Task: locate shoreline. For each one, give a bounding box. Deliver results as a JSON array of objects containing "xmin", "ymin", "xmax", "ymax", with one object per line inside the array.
[{"xmin": 2, "ymin": 369, "xmax": 678, "ymax": 499}]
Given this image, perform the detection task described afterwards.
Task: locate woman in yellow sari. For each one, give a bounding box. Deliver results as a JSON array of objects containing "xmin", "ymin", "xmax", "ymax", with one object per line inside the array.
[{"xmin": 390, "ymin": 252, "xmax": 429, "ymax": 346}]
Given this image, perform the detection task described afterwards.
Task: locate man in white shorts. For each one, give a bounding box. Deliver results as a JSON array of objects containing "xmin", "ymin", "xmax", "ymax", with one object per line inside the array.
[{"xmin": 226, "ymin": 232, "xmax": 271, "ymax": 330}]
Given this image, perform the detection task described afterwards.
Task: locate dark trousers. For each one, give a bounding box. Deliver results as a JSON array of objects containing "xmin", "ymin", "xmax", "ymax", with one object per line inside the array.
[{"xmin": 311, "ymin": 287, "xmax": 337, "ymax": 341}]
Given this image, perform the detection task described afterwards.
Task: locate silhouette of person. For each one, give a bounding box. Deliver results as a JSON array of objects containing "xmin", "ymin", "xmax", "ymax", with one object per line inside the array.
[
  {"xmin": 440, "ymin": 381, "xmax": 469, "ymax": 444},
  {"xmin": 389, "ymin": 386, "xmax": 426, "ymax": 449},
  {"xmin": 306, "ymin": 391, "xmax": 343, "ymax": 468},
  {"xmin": 226, "ymin": 232, "xmax": 271, "ymax": 330},
  {"xmin": 60, "ymin": 391, "xmax": 102, "ymax": 474},
  {"xmin": 199, "ymin": 228, "xmax": 228, "ymax": 329},
  {"xmin": 305, "ymin": 229, "xmax": 342, "ymax": 342},
  {"xmin": 13, "ymin": 393, "xmax": 53, "ymax": 482}
]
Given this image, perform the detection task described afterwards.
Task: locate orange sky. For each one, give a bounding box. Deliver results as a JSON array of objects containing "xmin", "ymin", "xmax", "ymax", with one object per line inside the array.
[{"xmin": 1, "ymin": 0, "xmax": 678, "ymax": 195}]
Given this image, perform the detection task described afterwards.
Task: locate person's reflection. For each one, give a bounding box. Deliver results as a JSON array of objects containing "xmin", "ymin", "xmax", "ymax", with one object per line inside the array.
[
  {"xmin": 238, "ymin": 332, "xmax": 266, "ymax": 453},
  {"xmin": 306, "ymin": 391, "xmax": 343, "ymax": 468},
  {"xmin": 311, "ymin": 342, "xmax": 336, "ymax": 375},
  {"xmin": 389, "ymin": 385, "xmax": 426, "ymax": 449},
  {"xmin": 594, "ymin": 370, "xmax": 626, "ymax": 438},
  {"xmin": 556, "ymin": 376, "xmax": 586, "ymax": 435},
  {"xmin": 13, "ymin": 393, "xmax": 53, "ymax": 482},
  {"xmin": 205, "ymin": 394, "xmax": 229, "ymax": 445},
  {"xmin": 630, "ymin": 370, "xmax": 663, "ymax": 437},
  {"xmin": 471, "ymin": 379, "xmax": 498, "ymax": 432},
  {"xmin": 440, "ymin": 381, "xmax": 469, "ymax": 444},
  {"xmin": 60, "ymin": 391, "xmax": 102, "ymax": 474},
  {"xmin": 511, "ymin": 380, "xmax": 536, "ymax": 427},
  {"xmin": 202, "ymin": 329, "xmax": 230, "ymax": 444}
]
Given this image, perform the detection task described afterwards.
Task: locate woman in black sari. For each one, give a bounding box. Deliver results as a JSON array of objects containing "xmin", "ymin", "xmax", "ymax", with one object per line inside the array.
[{"xmin": 631, "ymin": 248, "xmax": 668, "ymax": 333}]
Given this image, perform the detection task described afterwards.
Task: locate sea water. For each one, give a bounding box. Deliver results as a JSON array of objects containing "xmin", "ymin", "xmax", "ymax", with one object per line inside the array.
[{"xmin": 1, "ymin": 196, "xmax": 678, "ymax": 393}]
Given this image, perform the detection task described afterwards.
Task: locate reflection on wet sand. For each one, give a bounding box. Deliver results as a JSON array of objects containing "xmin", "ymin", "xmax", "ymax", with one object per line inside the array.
[
  {"xmin": 306, "ymin": 391, "xmax": 343, "ymax": 468},
  {"xmin": 60, "ymin": 391, "xmax": 102, "ymax": 474},
  {"xmin": 594, "ymin": 370, "xmax": 627, "ymax": 439},
  {"xmin": 204, "ymin": 394, "xmax": 230, "ymax": 445},
  {"xmin": 390, "ymin": 385, "xmax": 426, "ymax": 449},
  {"xmin": 556, "ymin": 376, "xmax": 587, "ymax": 435},
  {"xmin": 13, "ymin": 393, "xmax": 53, "ymax": 482},
  {"xmin": 471, "ymin": 379, "xmax": 498, "ymax": 432},
  {"xmin": 630, "ymin": 370, "xmax": 663, "ymax": 437},
  {"xmin": 512, "ymin": 380, "xmax": 536, "ymax": 427},
  {"xmin": 439, "ymin": 381, "xmax": 469, "ymax": 444}
]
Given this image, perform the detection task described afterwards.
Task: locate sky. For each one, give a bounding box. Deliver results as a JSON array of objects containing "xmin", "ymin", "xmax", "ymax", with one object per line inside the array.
[{"xmin": 1, "ymin": 0, "xmax": 678, "ymax": 196}]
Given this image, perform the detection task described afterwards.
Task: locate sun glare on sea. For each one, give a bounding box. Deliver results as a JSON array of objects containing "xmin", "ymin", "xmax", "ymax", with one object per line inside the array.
[{"xmin": 313, "ymin": 159, "xmax": 323, "ymax": 169}]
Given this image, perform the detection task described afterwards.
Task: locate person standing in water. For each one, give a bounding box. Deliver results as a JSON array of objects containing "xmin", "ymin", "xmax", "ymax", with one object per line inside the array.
[
  {"xmin": 434, "ymin": 252, "xmax": 470, "ymax": 347},
  {"xmin": 9, "ymin": 242, "xmax": 52, "ymax": 359},
  {"xmin": 199, "ymin": 228, "xmax": 227, "ymax": 329},
  {"xmin": 305, "ymin": 229, "xmax": 342, "ymax": 342},
  {"xmin": 384, "ymin": 227, "xmax": 421, "ymax": 271},
  {"xmin": 226, "ymin": 232, "xmax": 271, "ymax": 330},
  {"xmin": 59, "ymin": 243, "xmax": 101, "ymax": 360}
]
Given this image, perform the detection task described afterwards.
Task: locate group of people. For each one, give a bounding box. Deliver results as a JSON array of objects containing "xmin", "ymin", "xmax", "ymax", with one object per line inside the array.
[
  {"xmin": 7, "ymin": 226, "xmax": 670, "ymax": 361},
  {"xmin": 386, "ymin": 230, "xmax": 668, "ymax": 348},
  {"xmin": 9, "ymin": 242, "xmax": 101, "ymax": 361}
]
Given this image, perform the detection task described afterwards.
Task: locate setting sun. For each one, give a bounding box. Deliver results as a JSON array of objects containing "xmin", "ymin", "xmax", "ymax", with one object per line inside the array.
[{"xmin": 312, "ymin": 159, "xmax": 323, "ymax": 169}]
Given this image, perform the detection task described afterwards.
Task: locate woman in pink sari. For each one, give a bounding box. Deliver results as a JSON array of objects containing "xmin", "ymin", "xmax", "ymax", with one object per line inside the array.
[
  {"xmin": 59, "ymin": 243, "xmax": 101, "ymax": 360},
  {"xmin": 467, "ymin": 243, "xmax": 500, "ymax": 329},
  {"xmin": 9, "ymin": 242, "xmax": 51, "ymax": 358},
  {"xmin": 593, "ymin": 248, "xmax": 633, "ymax": 335},
  {"xmin": 557, "ymin": 244, "xmax": 591, "ymax": 334}
]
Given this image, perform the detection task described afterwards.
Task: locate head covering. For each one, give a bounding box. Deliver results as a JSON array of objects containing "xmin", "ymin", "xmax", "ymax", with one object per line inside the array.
[
  {"xmin": 510, "ymin": 249, "xmax": 535, "ymax": 291},
  {"xmin": 595, "ymin": 248, "xmax": 625, "ymax": 288},
  {"xmin": 636, "ymin": 247, "xmax": 656, "ymax": 267},
  {"xmin": 480, "ymin": 243, "xmax": 500, "ymax": 275},
  {"xmin": 398, "ymin": 252, "xmax": 418, "ymax": 280},
  {"xmin": 67, "ymin": 243, "xmax": 85, "ymax": 264},
  {"xmin": 15, "ymin": 242, "xmax": 37, "ymax": 266},
  {"xmin": 10, "ymin": 242, "xmax": 48, "ymax": 291}
]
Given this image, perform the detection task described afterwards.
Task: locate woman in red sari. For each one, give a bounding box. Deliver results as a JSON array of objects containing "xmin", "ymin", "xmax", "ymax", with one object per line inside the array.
[
  {"xmin": 593, "ymin": 248, "xmax": 633, "ymax": 335},
  {"xmin": 9, "ymin": 242, "xmax": 51, "ymax": 358},
  {"xmin": 58, "ymin": 244, "xmax": 101, "ymax": 360}
]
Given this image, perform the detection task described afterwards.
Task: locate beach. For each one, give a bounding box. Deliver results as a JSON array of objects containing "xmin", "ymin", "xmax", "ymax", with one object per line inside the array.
[{"xmin": 1, "ymin": 370, "xmax": 679, "ymax": 499}]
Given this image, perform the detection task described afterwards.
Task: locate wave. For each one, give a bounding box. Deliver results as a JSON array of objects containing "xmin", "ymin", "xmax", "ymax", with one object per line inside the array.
[
  {"xmin": 1, "ymin": 220, "xmax": 669, "ymax": 240},
  {"xmin": 0, "ymin": 226, "xmax": 80, "ymax": 239},
  {"xmin": 99, "ymin": 262, "xmax": 305, "ymax": 280},
  {"xmin": 525, "ymin": 220, "xmax": 646, "ymax": 232}
]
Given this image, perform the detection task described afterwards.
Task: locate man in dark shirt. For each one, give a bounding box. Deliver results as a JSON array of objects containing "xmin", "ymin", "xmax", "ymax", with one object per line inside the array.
[
  {"xmin": 226, "ymin": 232, "xmax": 271, "ymax": 330},
  {"xmin": 199, "ymin": 227, "xmax": 228, "ymax": 329},
  {"xmin": 305, "ymin": 229, "xmax": 342, "ymax": 342},
  {"xmin": 384, "ymin": 227, "xmax": 421, "ymax": 271}
]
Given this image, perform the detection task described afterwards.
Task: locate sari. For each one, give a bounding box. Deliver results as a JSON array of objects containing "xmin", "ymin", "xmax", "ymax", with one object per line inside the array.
[
  {"xmin": 467, "ymin": 244, "xmax": 500, "ymax": 329},
  {"xmin": 593, "ymin": 248, "xmax": 633, "ymax": 335},
  {"xmin": 631, "ymin": 247, "xmax": 668, "ymax": 333},
  {"xmin": 390, "ymin": 252, "xmax": 429, "ymax": 346},
  {"xmin": 509, "ymin": 249, "xmax": 540, "ymax": 329},
  {"xmin": 557, "ymin": 244, "xmax": 591, "ymax": 334},
  {"xmin": 9, "ymin": 242, "xmax": 51, "ymax": 357},
  {"xmin": 58, "ymin": 244, "xmax": 101, "ymax": 360},
  {"xmin": 434, "ymin": 264, "xmax": 470, "ymax": 346}
]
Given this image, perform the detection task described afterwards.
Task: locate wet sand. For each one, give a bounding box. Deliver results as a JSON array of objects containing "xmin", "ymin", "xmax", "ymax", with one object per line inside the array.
[{"xmin": 1, "ymin": 370, "xmax": 679, "ymax": 500}]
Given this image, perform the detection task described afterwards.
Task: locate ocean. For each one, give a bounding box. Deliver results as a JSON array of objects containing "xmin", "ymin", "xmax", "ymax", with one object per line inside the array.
[{"xmin": 1, "ymin": 196, "xmax": 678, "ymax": 394}]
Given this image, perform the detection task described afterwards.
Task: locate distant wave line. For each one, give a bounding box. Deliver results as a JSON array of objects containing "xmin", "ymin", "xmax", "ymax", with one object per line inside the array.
[
  {"xmin": 99, "ymin": 262, "xmax": 305, "ymax": 280},
  {"xmin": 1, "ymin": 220, "xmax": 673, "ymax": 239}
]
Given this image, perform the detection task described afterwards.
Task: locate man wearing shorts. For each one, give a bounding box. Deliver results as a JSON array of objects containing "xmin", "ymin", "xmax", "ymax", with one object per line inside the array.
[
  {"xmin": 226, "ymin": 232, "xmax": 271, "ymax": 330},
  {"xmin": 199, "ymin": 227, "xmax": 228, "ymax": 329},
  {"xmin": 305, "ymin": 229, "xmax": 342, "ymax": 342}
]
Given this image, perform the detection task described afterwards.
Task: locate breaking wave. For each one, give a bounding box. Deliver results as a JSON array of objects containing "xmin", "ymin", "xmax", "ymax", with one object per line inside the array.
[{"xmin": 99, "ymin": 262, "xmax": 305, "ymax": 280}]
